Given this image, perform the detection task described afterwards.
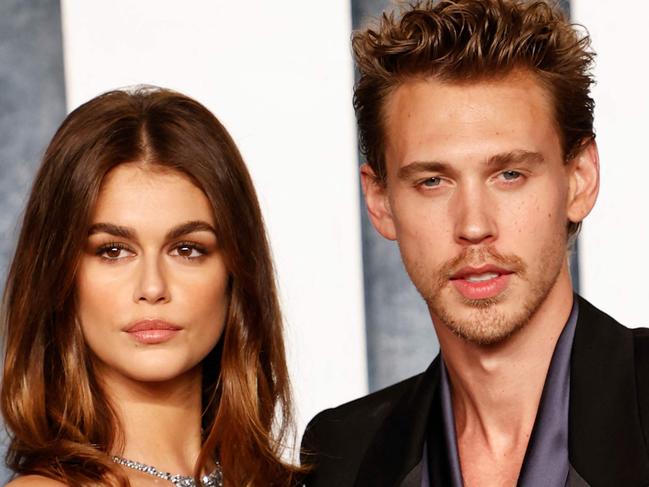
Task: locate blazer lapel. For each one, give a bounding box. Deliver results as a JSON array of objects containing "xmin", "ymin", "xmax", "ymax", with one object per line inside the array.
[
  {"xmin": 569, "ymin": 296, "xmax": 649, "ymax": 485},
  {"xmin": 566, "ymin": 464, "xmax": 591, "ymax": 487},
  {"xmin": 399, "ymin": 455, "xmax": 426, "ymax": 487},
  {"xmin": 353, "ymin": 357, "xmax": 443, "ymax": 487},
  {"xmin": 352, "ymin": 296, "xmax": 649, "ymax": 486}
]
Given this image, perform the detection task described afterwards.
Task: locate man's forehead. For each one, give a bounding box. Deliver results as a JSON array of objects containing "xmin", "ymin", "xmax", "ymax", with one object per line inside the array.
[
  {"xmin": 384, "ymin": 69, "xmax": 555, "ymax": 117},
  {"xmin": 381, "ymin": 70, "xmax": 562, "ymax": 172}
]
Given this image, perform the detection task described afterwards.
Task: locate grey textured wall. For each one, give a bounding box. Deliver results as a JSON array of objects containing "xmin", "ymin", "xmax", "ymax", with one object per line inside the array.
[
  {"xmin": 0, "ymin": 0, "xmax": 66, "ymax": 280},
  {"xmin": 0, "ymin": 0, "xmax": 67, "ymax": 482},
  {"xmin": 352, "ymin": 0, "xmax": 575, "ymax": 393},
  {"xmin": 352, "ymin": 0, "xmax": 440, "ymax": 393}
]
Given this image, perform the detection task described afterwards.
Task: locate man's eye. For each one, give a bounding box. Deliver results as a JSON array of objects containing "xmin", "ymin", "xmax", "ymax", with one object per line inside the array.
[
  {"xmin": 170, "ymin": 243, "xmax": 207, "ymax": 259},
  {"xmin": 501, "ymin": 170, "xmax": 522, "ymax": 181},
  {"xmin": 96, "ymin": 244, "xmax": 133, "ymax": 260},
  {"xmin": 421, "ymin": 177, "xmax": 442, "ymax": 188}
]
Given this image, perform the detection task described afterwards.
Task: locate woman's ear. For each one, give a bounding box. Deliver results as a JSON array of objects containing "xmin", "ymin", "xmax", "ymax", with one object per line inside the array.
[
  {"xmin": 360, "ymin": 163, "xmax": 397, "ymax": 241},
  {"xmin": 566, "ymin": 139, "xmax": 600, "ymax": 225}
]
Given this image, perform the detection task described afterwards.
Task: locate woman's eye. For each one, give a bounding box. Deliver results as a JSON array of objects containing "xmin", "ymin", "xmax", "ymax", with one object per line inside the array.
[
  {"xmin": 97, "ymin": 244, "xmax": 133, "ymax": 260},
  {"xmin": 171, "ymin": 244, "xmax": 206, "ymax": 259},
  {"xmin": 501, "ymin": 170, "xmax": 522, "ymax": 181},
  {"xmin": 421, "ymin": 177, "xmax": 442, "ymax": 188}
]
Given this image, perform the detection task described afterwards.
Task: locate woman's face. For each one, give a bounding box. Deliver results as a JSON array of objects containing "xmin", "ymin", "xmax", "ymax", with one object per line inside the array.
[{"xmin": 77, "ymin": 163, "xmax": 229, "ymax": 384}]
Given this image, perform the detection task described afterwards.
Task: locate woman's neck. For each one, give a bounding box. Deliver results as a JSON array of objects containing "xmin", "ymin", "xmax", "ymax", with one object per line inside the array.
[{"xmin": 98, "ymin": 363, "xmax": 204, "ymax": 476}]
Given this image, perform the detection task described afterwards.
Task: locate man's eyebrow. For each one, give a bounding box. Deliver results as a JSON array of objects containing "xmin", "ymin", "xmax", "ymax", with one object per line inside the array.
[
  {"xmin": 397, "ymin": 161, "xmax": 451, "ymax": 180},
  {"xmin": 87, "ymin": 220, "xmax": 217, "ymax": 240},
  {"xmin": 486, "ymin": 150, "xmax": 545, "ymax": 167},
  {"xmin": 396, "ymin": 151, "xmax": 545, "ymax": 180}
]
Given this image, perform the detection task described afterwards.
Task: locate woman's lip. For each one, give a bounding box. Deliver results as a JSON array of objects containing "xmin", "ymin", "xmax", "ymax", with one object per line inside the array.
[
  {"xmin": 124, "ymin": 320, "xmax": 182, "ymax": 344},
  {"xmin": 128, "ymin": 328, "xmax": 181, "ymax": 345},
  {"xmin": 124, "ymin": 319, "xmax": 182, "ymax": 333}
]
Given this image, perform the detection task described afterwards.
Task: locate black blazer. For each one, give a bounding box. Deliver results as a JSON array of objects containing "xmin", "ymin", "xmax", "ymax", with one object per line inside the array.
[{"xmin": 301, "ymin": 296, "xmax": 649, "ymax": 487}]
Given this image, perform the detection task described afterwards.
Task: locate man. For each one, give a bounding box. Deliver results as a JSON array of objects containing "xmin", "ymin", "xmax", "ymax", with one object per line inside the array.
[{"xmin": 302, "ymin": 1, "xmax": 649, "ymax": 486}]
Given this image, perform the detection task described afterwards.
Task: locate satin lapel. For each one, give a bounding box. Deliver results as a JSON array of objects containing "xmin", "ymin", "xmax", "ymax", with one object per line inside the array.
[
  {"xmin": 569, "ymin": 296, "xmax": 649, "ymax": 485},
  {"xmin": 353, "ymin": 357, "xmax": 441, "ymax": 487},
  {"xmin": 566, "ymin": 464, "xmax": 591, "ymax": 487},
  {"xmin": 399, "ymin": 456, "xmax": 425, "ymax": 487}
]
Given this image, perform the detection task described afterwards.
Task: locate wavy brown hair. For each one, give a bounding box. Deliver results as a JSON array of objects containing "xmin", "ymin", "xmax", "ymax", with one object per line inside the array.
[
  {"xmin": 353, "ymin": 0, "xmax": 595, "ymax": 238},
  {"xmin": 1, "ymin": 87, "xmax": 302, "ymax": 486}
]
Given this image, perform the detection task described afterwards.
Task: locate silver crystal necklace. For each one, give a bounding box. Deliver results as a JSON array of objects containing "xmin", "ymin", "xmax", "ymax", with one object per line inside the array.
[{"xmin": 112, "ymin": 455, "xmax": 223, "ymax": 487}]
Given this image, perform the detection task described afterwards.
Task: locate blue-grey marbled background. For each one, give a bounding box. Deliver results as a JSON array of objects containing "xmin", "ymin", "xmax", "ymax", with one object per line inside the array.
[
  {"xmin": 0, "ymin": 0, "xmax": 67, "ymax": 482},
  {"xmin": 352, "ymin": 0, "xmax": 440, "ymax": 394}
]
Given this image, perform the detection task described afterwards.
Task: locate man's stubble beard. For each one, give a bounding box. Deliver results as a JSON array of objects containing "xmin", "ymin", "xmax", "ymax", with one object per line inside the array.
[{"xmin": 401, "ymin": 237, "xmax": 567, "ymax": 346}]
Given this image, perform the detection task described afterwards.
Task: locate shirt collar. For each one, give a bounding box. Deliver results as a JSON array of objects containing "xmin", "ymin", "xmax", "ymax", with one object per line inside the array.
[{"xmin": 439, "ymin": 298, "xmax": 579, "ymax": 487}]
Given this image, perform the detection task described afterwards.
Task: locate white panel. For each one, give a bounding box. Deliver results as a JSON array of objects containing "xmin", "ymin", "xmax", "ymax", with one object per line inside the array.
[
  {"xmin": 61, "ymin": 0, "xmax": 367, "ymax": 442},
  {"xmin": 572, "ymin": 0, "xmax": 649, "ymax": 327}
]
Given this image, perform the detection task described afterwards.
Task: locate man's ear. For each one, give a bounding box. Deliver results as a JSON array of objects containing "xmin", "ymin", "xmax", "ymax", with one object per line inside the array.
[
  {"xmin": 360, "ymin": 163, "xmax": 397, "ymax": 241},
  {"xmin": 566, "ymin": 138, "xmax": 600, "ymax": 225}
]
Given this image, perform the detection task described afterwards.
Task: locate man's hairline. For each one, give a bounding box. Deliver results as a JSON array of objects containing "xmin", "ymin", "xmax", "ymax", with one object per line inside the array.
[{"xmin": 367, "ymin": 66, "xmax": 567, "ymax": 187}]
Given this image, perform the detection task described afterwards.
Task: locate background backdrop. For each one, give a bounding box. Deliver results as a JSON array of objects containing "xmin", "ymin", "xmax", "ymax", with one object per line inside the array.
[{"xmin": 1, "ymin": 0, "xmax": 647, "ymax": 482}]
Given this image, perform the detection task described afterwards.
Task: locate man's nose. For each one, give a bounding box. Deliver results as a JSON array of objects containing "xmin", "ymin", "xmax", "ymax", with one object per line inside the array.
[
  {"xmin": 133, "ymin": 255, "xmax": 170, "ymax": 304},
  {"xmin": 452, "ymin": 183, "xmax": 497, "ymax": 246}
]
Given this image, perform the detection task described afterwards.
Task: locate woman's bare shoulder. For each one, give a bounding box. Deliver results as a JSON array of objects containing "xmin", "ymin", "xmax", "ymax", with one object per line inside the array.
[{"xmin": 5, "ymin": 475, "xmax": 68, "ymax": 486}]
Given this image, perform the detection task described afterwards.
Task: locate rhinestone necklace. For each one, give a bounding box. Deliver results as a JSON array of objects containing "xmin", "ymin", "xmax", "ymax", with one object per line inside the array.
[{"xmin": 112, "ymin": 455, "xmax": 223, "ymax": 487}]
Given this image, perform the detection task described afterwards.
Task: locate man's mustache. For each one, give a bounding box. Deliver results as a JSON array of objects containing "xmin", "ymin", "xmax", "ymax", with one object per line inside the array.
[{"xmin": 439, "ymin": 247, "xmax": 526, "ymax": 281}]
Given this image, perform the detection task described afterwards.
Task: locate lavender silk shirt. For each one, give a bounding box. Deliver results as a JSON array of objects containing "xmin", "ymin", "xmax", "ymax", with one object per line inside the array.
[{"xmin": 425, "ymin": 300, "xmax": 579, "ymax": 487}]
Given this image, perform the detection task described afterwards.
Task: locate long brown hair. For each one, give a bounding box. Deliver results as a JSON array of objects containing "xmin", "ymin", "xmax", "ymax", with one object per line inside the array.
[
  {"xmin": 353, "ymin": 0, "xmax": 595, "ymax": 238},
  {"xmin": 1, "ymin": 87, "xmax": 302, "ymax": 486}
]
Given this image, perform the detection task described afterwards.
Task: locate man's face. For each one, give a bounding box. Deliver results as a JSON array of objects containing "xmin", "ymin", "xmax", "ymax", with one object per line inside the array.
[{"xmin": 363, "ymin": 72, "xmax": 597, "ymax": 345}]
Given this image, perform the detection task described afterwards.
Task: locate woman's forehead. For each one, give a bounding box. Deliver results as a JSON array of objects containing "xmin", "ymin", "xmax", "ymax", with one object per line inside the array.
[{"xmin": 92, "ymin": 163, "xmax": 214, "ymax": 228}]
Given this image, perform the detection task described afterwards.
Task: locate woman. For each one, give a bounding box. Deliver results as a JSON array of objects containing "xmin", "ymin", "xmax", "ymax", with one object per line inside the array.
[{"xmin": 1, "ymin": 87, "xmax": 303, "ymax": 486}]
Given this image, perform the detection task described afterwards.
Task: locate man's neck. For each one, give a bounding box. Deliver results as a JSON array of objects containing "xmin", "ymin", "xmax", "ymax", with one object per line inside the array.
[{"xmin": 434, "ymin": 264, "xmax": 574, "ymax": 486}]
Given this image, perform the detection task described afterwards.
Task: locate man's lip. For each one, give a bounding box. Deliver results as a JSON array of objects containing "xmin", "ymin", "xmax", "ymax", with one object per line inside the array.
[
  {"xmin": 124, "ymin": 319, "xmax": 182, "ymax": 333},
  {"xmin": 449, "ymin": 265, "xmax": 513, "ymax": 280}
]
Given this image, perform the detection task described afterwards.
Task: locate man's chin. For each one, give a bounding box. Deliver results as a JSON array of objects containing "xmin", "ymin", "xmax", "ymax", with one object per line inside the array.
[
  {"xmin": 430, "ymin": 298, "xmax": 528, "ymax": 346},
  {"xmin": 448, "ymin": 316, "xmax": 525, "ymax": 346}
]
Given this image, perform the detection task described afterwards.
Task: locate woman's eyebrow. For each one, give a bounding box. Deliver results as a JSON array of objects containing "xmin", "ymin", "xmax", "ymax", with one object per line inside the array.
[
  {"xmin": 87, "ymin": 220, "xmax": 216, "ymax": 241},
  {"xmin": 165, "ymin": 220, "xmax": 217, "ymax": 240},
  {"xmin": 88, "ymin": 223, "xmax": 134, "ymax": 239}
]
